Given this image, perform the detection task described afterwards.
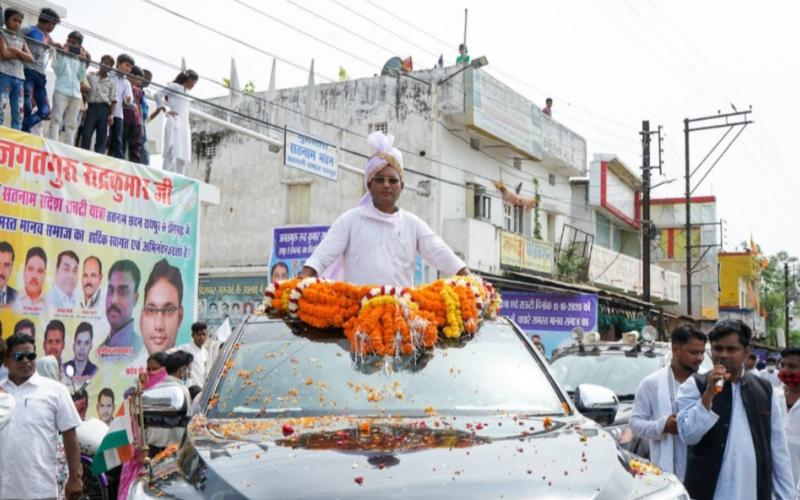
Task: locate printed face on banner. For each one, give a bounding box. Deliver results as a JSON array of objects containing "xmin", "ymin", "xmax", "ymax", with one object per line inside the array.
[
  {"xmin": 0, "ymin": 248, "xmax": 12, "ymax": 291},
  {"xmin": 44, "ymin": 327, "xmax": 65, "ymax": 360},
  {"xmin": 140, "ymin": 277, "xmax": 184, "ymax": 355},
  {"xmin": 55, "ymin": 252, "xmax": 79, "ymax": 297},
  {"xmin": 0, "ymin": 128, "xmax": 200, "ymax": 422},
  {"xmin": 74, "ymin": 329, "xmax": 92, "ymax": 362},
  {"xmin": 106, "ymin": 270, "xmax": 138, "ymax": 332},
  {"xmin": 81, "ymin": 257, "xmax": 102, "ymax": 304},
  {"xmin": 24, "ymin": 253, "xmax": 46, "ymax": 300}
]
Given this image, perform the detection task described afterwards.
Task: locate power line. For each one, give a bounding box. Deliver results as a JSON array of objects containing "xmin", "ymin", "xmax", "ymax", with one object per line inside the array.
[
  {"xmin": 327, "ymin": 0, "xmax": 440, "ymax": 59},
  {"xmin": 230, "ymin": 0, "xmax": 385, "ymax": 70},
  {"xmin": 140, "ymin": 0, "xmax": 337, "ymax": 82}
]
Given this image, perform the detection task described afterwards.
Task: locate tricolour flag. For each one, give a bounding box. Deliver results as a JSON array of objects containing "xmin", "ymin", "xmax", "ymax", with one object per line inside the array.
[{"xmin": 91, "ymin": 399, "xmax": 136, "ymax": 475}]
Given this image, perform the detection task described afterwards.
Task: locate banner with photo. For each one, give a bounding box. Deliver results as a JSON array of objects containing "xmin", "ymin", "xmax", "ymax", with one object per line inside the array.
[
  {"xmin": 197, "ymin": 275, "xmax": 267, "ymax": 331},
  {"xmin": 268, "ymin": 224, "xmax": 426, "ymax": 285},
  {"xmin": 0, "ymin": 127, "xmax": 199, "ymax": 422},
  {"xmin": 502, "ymin": 291, "xmax": 598, "ymax": 357}
]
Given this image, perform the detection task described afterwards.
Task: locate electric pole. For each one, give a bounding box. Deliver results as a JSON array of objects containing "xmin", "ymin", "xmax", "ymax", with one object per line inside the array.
[
  {"xmin": 641, "ymin": 122, "xmax": 663, "ymax": 303},
  {"xmin": 684, "ymin": 107, "xmax": 753, "ymax": 316},
  {"xmin": 642, "ymin": 121, "xmax": 651, "ymax": 302},
  {"xmin": 785, "ymin": 262, "xmax": 790, "ymax": 347}
]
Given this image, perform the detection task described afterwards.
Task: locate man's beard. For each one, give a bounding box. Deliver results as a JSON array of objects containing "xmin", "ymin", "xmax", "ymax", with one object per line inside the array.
[{"xmin": 679, "ymin": 359, "xmax": 700, "ymax": 374}]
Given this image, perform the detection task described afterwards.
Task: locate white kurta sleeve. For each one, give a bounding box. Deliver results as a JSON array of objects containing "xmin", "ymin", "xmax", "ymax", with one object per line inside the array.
[
  {"xmin": 676, "ymin": 376, "xmax": 719, "ymax": 446},
  {"xmin": 770, "ymin": 389, "xmax": 796, "ymax": 500},
  {"xmin": 0, "ymin": 392, "xmax": 15, "ymax": 430},
  {"xmin": 630, "ymin": 377, "xmax": 668, "ymax": 441},
  {"xmin": 304, "ymin": 213, "xmax": 352, "ymax": 275},
  {"xmin": 414, "ymin": 216, "xmax": 465, "ymax": 276}
]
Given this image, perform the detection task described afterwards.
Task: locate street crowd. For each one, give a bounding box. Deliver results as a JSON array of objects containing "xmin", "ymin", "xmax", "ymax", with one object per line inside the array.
[
  {"xmin": 0, "ymin": 7, "xmax": 198, "ymax": 173},
  {"xmin": 630, "ymin": 319, "xmax": 800, "ymax": 499},
  {"xmin": 0, "ymin": 320, "xmax": 211, "ymax": 499}
]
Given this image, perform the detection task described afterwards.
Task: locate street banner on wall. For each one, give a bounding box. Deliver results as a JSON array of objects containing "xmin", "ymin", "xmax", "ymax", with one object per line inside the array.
[
  {"xmin": 502, "ymin": 291, "xmax": 598, "ymax": 356},
  {"xmin": 268, "ymin": 224, "xmax": 426, "ymax": 284},
  {"xmin": 197, "ymin": 275, "xmax": 266, "ymax": 330},
  {"xmin": 0, "ymin": 127, "xmax": 199, "ymax": 421}
]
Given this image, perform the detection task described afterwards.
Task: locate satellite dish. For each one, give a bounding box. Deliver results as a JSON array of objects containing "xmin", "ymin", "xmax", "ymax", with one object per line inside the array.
[
  {"xmin": 641, "ymin": 325, "xmax": 658, "ymax": 343},
  {"xmin": 381, "ymin": 57, "xmax": 404, "ymax": 76}
]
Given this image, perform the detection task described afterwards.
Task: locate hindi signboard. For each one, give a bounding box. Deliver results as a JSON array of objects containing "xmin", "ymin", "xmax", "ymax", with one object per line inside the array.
[
  {"xmin": 283, "ymin": 129, "xmax": 338, "ymax": 181},
  {"xmin": 502, "ymin": 291, "xmax": 598, "ymax": 356},
  {"xmin": 0, "ymin": 127, "xmax": 199, "ymax": 421}
]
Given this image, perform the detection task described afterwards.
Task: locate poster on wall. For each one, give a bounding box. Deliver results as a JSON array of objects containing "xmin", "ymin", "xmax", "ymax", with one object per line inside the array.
[
  {"xmin": 501, "ymin": 291, "xmax": 598, "ymax": 357},
  {"xmin": 0, "ymin": 127, "xmax": 199, "ymax": 421},
  {"xmin": 197, "ymin": 276, "xmax": 267, "ymax": 330},
  {"xmin": 268, "ymin": 225, "xmax": 426, "ymax": 285}
]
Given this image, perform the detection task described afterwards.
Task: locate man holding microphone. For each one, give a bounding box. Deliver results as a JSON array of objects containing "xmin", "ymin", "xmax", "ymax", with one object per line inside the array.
[{"xmin": 676, "ymin": 319, "xmax": 794, "ymax": 500}]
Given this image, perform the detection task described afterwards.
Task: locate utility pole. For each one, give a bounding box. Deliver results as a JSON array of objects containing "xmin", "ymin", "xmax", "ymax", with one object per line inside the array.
[
  {"xmin": 684, "ymin": 107, "xmax": 753, "ymax": 316},
  {"xmin": 640, "ymin": 122, "xmax": 663, "ymax": 303},
  {"xmin": 785, "ymin": 262, "xmax": 790, "ymax": 347},
  {"xmin": 641, "ymin": 121, "xmax": 651, "ymax": 302}
]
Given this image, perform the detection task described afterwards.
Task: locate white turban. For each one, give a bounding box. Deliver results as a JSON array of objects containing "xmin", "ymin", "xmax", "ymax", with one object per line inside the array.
[{"xmin": 358, "ymin": 131, "xmax": 404, "ymax": 206}]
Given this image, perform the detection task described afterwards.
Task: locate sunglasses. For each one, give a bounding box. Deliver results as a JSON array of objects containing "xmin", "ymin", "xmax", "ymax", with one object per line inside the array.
[
  {"xmin": 12, "ymin": 352, "xmax": 36, "ymax": 362},
  {"xmin": 372, "ymin": 176, "xmax": 401, "ymax": 185}
]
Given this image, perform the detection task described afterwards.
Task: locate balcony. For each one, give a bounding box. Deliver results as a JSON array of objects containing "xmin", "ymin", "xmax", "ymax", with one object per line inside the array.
[
  {"xmin": 441, "ymin": 68, "xmax": 587, "ymax": 176},
  {"xmin": 588, "ymin": 245, "xmax": 681, "ymax": 304}
]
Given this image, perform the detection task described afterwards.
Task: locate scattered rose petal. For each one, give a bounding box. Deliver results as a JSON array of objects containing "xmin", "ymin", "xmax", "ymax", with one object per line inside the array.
[
  {"xmin": 354, "ymin": 476, "xmax": 364, "ymax": 485},
  {"xmin": 282, "ymin": 424, "xmax": 294, "ymax": 436}
]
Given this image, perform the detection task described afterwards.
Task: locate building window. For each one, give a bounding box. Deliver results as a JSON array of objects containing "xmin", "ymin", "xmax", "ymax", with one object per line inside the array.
[
  {"xmin": 548, "ymin": 173, "xmax": 556, "ymax": 186},
  {"xmin": 286, "ymin": 183, "xmax": 311, "ymax": 224},
  {"xmin": 547, "ymin": 212, "xmax": 556, "ymax": 242},
  {"xmin": 470, "ymin": 137, "xmax": 480, "ymax": 151},
  {"xmin": 474, "ymin": 188, "xmax": 491, "ymax": 221},
  {"xmin": 513, "ymin": 158, "xmax": 522, "ymax": 170},
  {"xmin": 370, "ymin": 122, "xmax": 388, "ymax": 135},
  {"xmin": 504, "ymin": 203, "xmax": 523, "ymax": 233}
]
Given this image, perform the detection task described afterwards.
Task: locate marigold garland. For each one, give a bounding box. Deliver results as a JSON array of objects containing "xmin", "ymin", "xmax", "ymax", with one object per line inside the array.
[{"xmin": 263, "ymin": 275, "xmax": 501, "ymax": 357}]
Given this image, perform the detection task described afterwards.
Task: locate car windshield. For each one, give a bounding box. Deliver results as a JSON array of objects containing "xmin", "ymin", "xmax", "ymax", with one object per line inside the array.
[
  {"xmin": 205, "ymin": 319, "xmax": 566, "ymax": 419},
  {"xmin": 549, "ymin": 352, "xmax": 663, "ymax": 399}
]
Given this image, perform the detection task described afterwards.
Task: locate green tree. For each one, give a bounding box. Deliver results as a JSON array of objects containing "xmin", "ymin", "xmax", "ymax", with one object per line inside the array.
[{"xmin": 759, "ymin": 249, "xmax": 800, "ymax": 345}]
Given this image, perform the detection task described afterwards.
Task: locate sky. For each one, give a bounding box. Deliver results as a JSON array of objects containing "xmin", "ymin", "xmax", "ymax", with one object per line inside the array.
[{"xmin": 45, "ymin": 0, "xmax": 800, "ymax": 255}]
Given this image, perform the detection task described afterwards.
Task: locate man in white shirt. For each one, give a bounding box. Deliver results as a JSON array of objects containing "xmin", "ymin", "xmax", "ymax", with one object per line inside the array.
[
  {"xmin": 46, "ymin": 249, "xmax": 80, "ymax": 311},
  {"xmin": 0, "ymin": 333, "xmax": 83, "ymax": 499},
  {"xmin": 760, "ymin": 355, "xmax": 782, "ymax": 388},
  {"xmin": 175, "ymin": 321, "xmax": 209, "ymax": 388},
  {"xmin": 777, "ymin": 346, "xmax": 800, "ymax": 485},
  {"xmin": 300, "ymin": 131, "xmax": 467, "ymax": 287},
  {"xmin": 80, "ymin": 255, "xmax": 104, "ymax": 311},
  {"xmin": 109, "ymin": 53, "xmax": 134, "ymax": 160},
  {"xmin": 630, "ymin": 325, "xmax": 707, "ymax": 480},
  {"xmin": 745, "ymin": 352, "xmax": 760, "ymax": 376},
  {"xmin": 677, "ymin": 319, "xmax": 794, "ymax": 500}
]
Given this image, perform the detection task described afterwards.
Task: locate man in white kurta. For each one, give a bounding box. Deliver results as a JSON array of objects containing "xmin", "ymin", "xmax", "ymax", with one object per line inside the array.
[
  {"xmin": 677, "ymin": 320, "xmax": 794, "ymax": 500},
  {"xmin": 174, "ymin": 322, "xmax": 209, "ymax": 388},
  {"xmin": 629, "ymin": 325, "xmax": 707, "ymax": 480},
  {"xmin": 301, "ymin": 132, "xmax": 466, "ymax": 287}
]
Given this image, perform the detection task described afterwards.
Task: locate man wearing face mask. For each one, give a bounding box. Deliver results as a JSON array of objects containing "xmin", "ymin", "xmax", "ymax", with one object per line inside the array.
[
  {"xmin": 300, "ymin": 131, "xmax": 467, "ymax": 287},
  {"xmin": 760, "ymin": 355, "xmax": 782, "ymax": 388},
  {"xmin": 778, "ymin": 346, "xmax": 800, "ymax": 485}
]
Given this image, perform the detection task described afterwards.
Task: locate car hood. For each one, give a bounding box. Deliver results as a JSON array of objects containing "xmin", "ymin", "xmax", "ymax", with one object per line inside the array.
[{"xmin": 142, "ymin": 414, "xmax": 682, "ymax": 499}]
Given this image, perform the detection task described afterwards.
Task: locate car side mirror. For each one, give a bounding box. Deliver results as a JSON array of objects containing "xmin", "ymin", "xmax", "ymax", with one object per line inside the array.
[
  {"xmin": 142, "ymin": 385, "xmax": 187, "ymax": 414},
  {"xmin": 575, "ymin": 383, "xmax": 619, "ymax": 425}
]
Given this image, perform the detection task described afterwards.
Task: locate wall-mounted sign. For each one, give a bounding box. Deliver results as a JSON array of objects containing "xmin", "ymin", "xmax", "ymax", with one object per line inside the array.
[{"xmin": 284, "ymin": 129, "xmax": 338, "ymax": 181}]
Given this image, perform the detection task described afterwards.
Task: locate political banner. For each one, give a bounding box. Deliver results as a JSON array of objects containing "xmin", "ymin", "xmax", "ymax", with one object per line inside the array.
[
  {"xmin": 0, "ymin": 127, "xmax": 199, "ymax": 422},
  {"xmin": 268, "ymin": 224, "xmax": 426, "ymax": 285},
  {"xmin": 198, "ymin": 275, "xmax": 267, "ymax": 330},
  {"xmin": 502, "ymin": 291, "xmax": 598, "ymax": 356}
]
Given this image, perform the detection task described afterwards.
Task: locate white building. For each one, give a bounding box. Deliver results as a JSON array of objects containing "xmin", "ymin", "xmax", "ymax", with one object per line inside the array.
[{"xmin": 187, "ymin": 65, "xmax": 585, "ymax": 281}]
